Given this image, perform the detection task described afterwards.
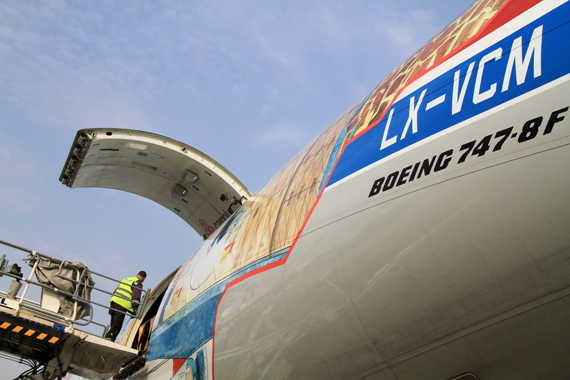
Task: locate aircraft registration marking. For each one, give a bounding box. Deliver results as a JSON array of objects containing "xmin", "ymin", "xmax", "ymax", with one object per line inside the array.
[
  {"xmin": 368, "ymin": 106, "xmax": 569, "ymax": 197},
  {"xmin": 328, "ymin": 1, "xmax": 570, "ymax": 189}
]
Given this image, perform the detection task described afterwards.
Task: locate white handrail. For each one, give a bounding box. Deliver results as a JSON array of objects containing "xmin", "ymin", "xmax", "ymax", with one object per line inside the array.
[{"xmin": 0, "ymin": 239, "xmax": 147, "ymax": 334}]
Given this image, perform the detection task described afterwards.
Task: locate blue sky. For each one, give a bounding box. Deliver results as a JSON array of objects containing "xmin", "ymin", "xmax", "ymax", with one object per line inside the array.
[{"xmin": 0, "ymin": 0, "xmax": 473, "ymax": 377}]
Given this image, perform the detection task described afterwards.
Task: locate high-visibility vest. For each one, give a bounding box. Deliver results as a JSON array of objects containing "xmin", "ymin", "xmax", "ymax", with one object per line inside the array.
[{"xmin": 110, "ymin": 277, "xmax": 139, "ymax": 312}]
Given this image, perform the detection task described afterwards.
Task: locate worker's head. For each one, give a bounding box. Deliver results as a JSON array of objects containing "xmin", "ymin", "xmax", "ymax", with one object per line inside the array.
[{"xmin": 137, "ymin": 271, "xmax": 147, "ymax": 282}]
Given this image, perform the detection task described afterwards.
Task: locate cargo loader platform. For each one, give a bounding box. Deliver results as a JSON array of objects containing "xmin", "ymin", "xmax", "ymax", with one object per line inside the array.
[{"xmin": 0, "ymin": 240, "xmax": 147, "ymax": 380}]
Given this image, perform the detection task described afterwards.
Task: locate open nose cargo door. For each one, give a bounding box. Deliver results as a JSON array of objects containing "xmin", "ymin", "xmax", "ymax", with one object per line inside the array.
[{"xmin": 59, "ymin": 129, "xmax": 252, "ymax": 239}]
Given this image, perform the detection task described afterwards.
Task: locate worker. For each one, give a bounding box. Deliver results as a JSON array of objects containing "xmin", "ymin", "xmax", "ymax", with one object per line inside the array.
[{"xmin": 105, "ymin": 270, "xmax": 146, "ymax": 342}]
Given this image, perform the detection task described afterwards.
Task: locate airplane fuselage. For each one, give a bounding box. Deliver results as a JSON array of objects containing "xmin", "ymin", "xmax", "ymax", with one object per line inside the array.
[{"xmin": 70, "ymin": 1, "xmax": 570, "ymax": 379}]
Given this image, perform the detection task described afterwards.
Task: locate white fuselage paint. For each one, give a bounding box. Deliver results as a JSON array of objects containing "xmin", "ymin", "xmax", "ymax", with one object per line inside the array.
[
  {"xmin": 211, "ymin": 2, "xmax": 570, "ymax": 379},
  {"xmin": 213, "ymin": 76, "xmax": 570, "ymax": 380}
]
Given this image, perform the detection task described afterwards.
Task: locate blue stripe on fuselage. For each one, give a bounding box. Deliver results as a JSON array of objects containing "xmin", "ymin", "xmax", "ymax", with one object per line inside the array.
[
  {"xmin": 318, "ymin": 90, "xmax": 375, "ymax": 195},
  {"xmin": 328, "ymin": 3, "xmax": 570, "ymax": 187},
  {"xmin": 147, "ymin": 248, "xmax": 288, "ymax": 361}
]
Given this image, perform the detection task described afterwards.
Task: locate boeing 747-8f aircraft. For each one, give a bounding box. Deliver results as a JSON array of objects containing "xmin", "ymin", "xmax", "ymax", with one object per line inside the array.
[{"xmin": 1, "ymin": 0, "xmax": 569, "ymax": 379}]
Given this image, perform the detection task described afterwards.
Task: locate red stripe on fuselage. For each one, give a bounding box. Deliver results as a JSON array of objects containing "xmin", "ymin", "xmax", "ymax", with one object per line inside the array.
[{"xmin": 173, "ymin": 358, "xmax": 185, "ymax": 376}]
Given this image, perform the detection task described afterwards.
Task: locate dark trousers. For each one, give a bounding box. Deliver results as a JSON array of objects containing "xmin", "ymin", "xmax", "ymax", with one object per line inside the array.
[{"xmin": 105, "ymin": 301, "xmax": 128, "ymax": 342}]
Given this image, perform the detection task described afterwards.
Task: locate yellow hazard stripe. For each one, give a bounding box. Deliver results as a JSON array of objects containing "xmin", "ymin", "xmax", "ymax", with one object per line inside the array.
[{"xmin": 1, "ymin": 322, "xmax": 61, "ymax": 343}]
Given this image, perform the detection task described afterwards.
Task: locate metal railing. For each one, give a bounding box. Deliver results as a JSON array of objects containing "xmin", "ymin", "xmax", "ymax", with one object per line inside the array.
[{"xmin": 0, "ymin": 239, "xmax": 147, "ymax": 335}]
